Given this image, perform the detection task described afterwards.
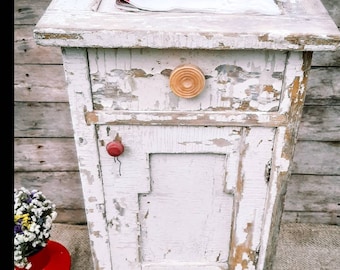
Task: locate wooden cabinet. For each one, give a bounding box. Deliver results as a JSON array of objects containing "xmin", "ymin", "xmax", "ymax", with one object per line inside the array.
[{"xmin": 34, "ymin": 0, "xmax": 340, "ymax": 269}]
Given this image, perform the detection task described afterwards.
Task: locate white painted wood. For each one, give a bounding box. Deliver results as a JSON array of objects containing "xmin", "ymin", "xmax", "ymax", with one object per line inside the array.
[
  {"xmin": 14, "ymin": 0, "xmax": 340, "ymax": 231},
  {"xmin": 60, "ymin": 47, "xmax": 112, "ymax": 269},
  {"xmin": 46, "ymin": 36, "xmax": 320, "ymax": 270},
  {"xmin": 33, "ymin": 0, "xmax": 340, "ymax": 51},
  {"xmin": 228, "ymin": 127, "xmax": 275, "ymax": 270},
  {"xmin": 88, "ymin": 48, "xmax": 286, "ymax": 113},
  {"xmin": 32, "ymin": 0, "xmax": 340, "ymax": 269},
  {"xmin": 257, "ymin": 51, "xmax": 312, "ymax": 270},
  {"xmin": 113, "ymin": 0, "xmax": 281, "ymax": 15},
  {"xmin": 96, "ymin": 125, "xmax": 276, "ymax": 269},
  {"xmin": 97, "ymin": 125, "xmax": 241, "ymax": 269},
  {"xmin": 14, "ymin": 25, "xmax": 63, "ymax": 64},
  {"xmin": 140, "ymin": 154, "xmax": 232, "ymax": 264}
]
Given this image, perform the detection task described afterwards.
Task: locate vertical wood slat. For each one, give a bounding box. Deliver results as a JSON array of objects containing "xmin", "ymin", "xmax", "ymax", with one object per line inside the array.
[
  {"xmin": 61, "ymin": 47, "xmax": 111, "ymax": 270},
  {"xmin": 259, "ymin": 52, "xmax": 313, "ymax": 270}
]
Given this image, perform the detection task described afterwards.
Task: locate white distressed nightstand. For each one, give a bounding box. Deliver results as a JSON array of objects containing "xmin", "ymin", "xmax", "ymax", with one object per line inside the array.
[{"xmin": 34, "ymin": 0, "xmax": 340, "ymax": 269}]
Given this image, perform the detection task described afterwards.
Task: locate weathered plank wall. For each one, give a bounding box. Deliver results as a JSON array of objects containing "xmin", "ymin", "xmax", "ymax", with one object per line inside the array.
[{"xmin": 14, "ymin": 0, "xmax": 340, "ymax": 225}]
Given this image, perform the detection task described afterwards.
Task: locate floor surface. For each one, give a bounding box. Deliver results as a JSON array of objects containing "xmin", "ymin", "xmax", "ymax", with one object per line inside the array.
[{"xmin": 50, "ymin": 222, "xmax": 340, "ymax": 270}]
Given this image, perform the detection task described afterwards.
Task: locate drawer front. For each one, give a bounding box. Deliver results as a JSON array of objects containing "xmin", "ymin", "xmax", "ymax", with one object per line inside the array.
[{"xmin": 88, "ymin": 48, "xmax": 286, "ymax": 113}]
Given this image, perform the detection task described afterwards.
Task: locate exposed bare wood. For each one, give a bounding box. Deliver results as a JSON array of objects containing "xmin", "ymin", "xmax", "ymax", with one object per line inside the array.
[
  {"xmin": 292, "ymin": 141, "xmax": 340, "ymax": 175},
  {"xmin": 14, "ymin": 171, "xmax": 339, "ymax": 226},
  {"xmin": 14, "ymin": 0, "xmax": 52, "ymax": 25},
  {"xmin": 282, "ymin": 211, "xmax": 340, "ymax": 225},
  {"xmin": 15, "ymin": 25, "xmax": 63, "ymax": 64},
  {"xmin": 285, "ymin": 175, "xmax": 340, "ymax": 213},
  {"xmin": 14, "ymin": 102, "xmax": 73, "ymax": 137},
  {"xmin": 14, "ymin": 64, "xmax": 67, "ymax": 102},
  {"xmin": 14, "ymin": 138, "xmax": 78, "ymax": 171},
  {"xmin": 13, "ymin": 137, "xmax": 340, "ymax": 177},
  {"xmin": 14, "ymin": 171, "xmax": 84, "ymax": 209},
  {"xmin": 15, "ymin": 101, "xmax": 340, "ymax": 141},
  {"xmin": 14, "ymin": 171, "xmax": 86, "ymax": 224},
  {"xmin": 320, "ymin": 0, "xmax": 340, "ymax": 26},
  {"xmin": 312, "ymin": 51, "xmax": 340, "ymax": 67},
  {"xmin": 298, "ymin": 105, "xmax": 340, "ymax": 141},
  {"xmin": 87, "ymin": 110, "xmax": 288, "ymax": 128},
  {"xmin": 305, "ymin": 68, "xmax": 340, "ymax": 106}
]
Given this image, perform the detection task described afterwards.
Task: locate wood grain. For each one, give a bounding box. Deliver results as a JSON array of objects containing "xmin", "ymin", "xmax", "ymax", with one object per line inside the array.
[{"xmin": 13, "ymin": 0, "xmax": 340, "ymax": 226}]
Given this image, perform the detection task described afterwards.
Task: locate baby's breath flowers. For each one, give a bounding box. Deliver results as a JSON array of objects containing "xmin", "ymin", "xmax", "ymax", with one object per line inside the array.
[{"xmin": 14, "ymin": 187, "xmax": 57, "ymax": 269}]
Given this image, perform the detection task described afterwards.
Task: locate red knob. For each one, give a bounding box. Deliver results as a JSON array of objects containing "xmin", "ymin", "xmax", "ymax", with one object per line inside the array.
[{"xmin": 106, "ymin": 140, "xmax": 124, "ymax": 157}]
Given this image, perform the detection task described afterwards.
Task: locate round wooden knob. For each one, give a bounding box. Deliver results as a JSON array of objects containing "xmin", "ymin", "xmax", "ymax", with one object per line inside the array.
[
  {"xmin": 169, "ymin": 64, "xmax": 205, "ymax": 98},
  {"xmin": 106, "ymin": 140, "xmax": 124, "ymax": 157}
]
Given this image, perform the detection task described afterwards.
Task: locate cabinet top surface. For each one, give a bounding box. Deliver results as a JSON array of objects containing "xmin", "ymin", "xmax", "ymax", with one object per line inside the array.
[{"xmin": 34, "ymin": 0, "xmax": 340, "ymax": 51}]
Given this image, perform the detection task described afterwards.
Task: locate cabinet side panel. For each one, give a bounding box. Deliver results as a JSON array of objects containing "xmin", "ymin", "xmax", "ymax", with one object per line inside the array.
[
  {"xmin": 258, "ymin": 51, "xmax": 313, "ymax": 270},
  {"xmin": 228, "ymin": 127, "xmax": 276, "ymax": 270}
]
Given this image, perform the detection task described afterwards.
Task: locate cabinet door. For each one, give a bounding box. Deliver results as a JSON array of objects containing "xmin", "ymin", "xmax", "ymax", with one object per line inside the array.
[{"xmin": 97, "ymin": 125, "xmax": 275, "ymax": 269}]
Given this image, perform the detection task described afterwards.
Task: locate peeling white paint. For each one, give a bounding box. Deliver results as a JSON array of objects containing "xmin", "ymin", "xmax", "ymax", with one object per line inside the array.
[
  {"xmin": 88, "ymin": 48, "xmax": 286, "ymax": 113},
  {"xmin": 136, "ymin": 114, "xmax": 173, "ymax": 122},
  {"xmin": 35, "ymin": 1, "xmax": 338, "ymax": 268},
  {"xmin": 121, "ymin": 0, "xmax": 281, "ymax": 15}
]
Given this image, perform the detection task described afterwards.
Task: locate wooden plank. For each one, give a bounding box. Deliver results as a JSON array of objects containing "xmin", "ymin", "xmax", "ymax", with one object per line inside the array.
[
  {"xmin": 312, "ymin": 0, "xmax": 340, "ymax": 67},
  {"xmin": 14, "ymin": 66, "xmax": 340, "ymax": 106},
  {"xmin": 14, "ymin": 0, "xmax": 52, "ymax": 25},
  {"xmin": 61, "ymin": 47, "xmax": 112, "ymax": 269},
  {"xmin": 320, "ymin": 0, "xmax": 340, "ymax": 26},
  {"xmin": 282, "ymin": 211, "xmax": 339, "ymax": 225},
  {"xmin": 297, "ymin": 105, "xmax": 340, "ymax": 141},
  {"xmin": 14, "ymin": 102, "xmax": 73, "ymax": 137},
  {"xmin": 15, "ymin": 25, "xmax": 63, "ymax": 64},
  {"xmin": 285, "ymin": 175, "xmax": 340, "ymax": 212},
  {"xmin": 14, "ymin": 171, "xmax": 84, "ymax": 209},
  {"xmin": 14, "ymin": 101, "xmax": 339, "ymax": 141},
  {"xmin": 312, "ymin": 51, "xmax": 340, "ymax": 67},
  {"xmin": 305, "ymin": 67, "xmax": 340, "ymax": 106},
  {"xmin": 14, "ymin": 171, "xmax": 86, "ymax": 224},
  {"xmin": 14, "ymin": 123, "xmax": 339, "ymax": 175},
  {"xmin": 292, "ymin": 141, "xmax": 340, "ymax": 175},
  {"xmin": 13, "ymin": 172, "xmax": 340, "ymax": 226},
  {"xmin": 14, "ymin": 138, "xmax": 78, "ymax": 171},
  {"xmin": 14, "ymin": 64, "xmax": 68, "ymax": 102}
]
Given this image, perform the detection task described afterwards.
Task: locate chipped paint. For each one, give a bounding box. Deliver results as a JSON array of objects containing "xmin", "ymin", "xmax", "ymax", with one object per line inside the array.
[
  {"xmin": 230, "ymin": 223, "xmax": 257, "ymax": 270},
  {"xmin": 88, "ymin": 48, "xmax": 285, "ymax": 113},
  {"xmin": 39, "ymin": 1, "xmax": 333, "ymax": 265},
  {"xmin": 85, "ymin": 111, "xmax": 99, "ymax": 125},
  {"xmin": 211, "ymin": 138, "xmax": 232, "ymax": 147},
  {"xmin": 33, "ymin": 1, "xmax": 340, "ymax": 51},
  {"xmin": 86, "ymin": 110, "xmax": 288, "ymax": 128},
  {"xmin": 34, "ymin": 32, "xmax": 83, "ymax": 41}
]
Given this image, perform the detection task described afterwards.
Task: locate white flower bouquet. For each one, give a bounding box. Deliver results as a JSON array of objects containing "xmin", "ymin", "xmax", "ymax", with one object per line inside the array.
[{"xmin": 14, "ymin": 187, "xmax": 57, "ymax": 269}]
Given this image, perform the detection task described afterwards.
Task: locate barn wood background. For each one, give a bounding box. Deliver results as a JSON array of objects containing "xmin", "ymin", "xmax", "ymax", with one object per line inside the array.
[{"xmin": 14, "ymin": 0, "xmax": 340, "ymax": 225}]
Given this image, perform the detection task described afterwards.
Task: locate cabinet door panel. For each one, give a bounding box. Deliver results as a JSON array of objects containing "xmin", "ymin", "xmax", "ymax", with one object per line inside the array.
[
  {"xmin": 96, "ymin": 125, "xmax": 274, "ymax": 269},
  {"xmin": 140, "ymin": 153, "xmax": 232, "ymax": 263}
]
